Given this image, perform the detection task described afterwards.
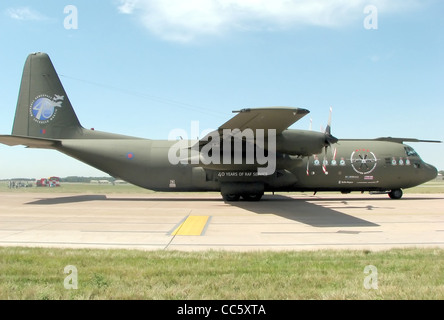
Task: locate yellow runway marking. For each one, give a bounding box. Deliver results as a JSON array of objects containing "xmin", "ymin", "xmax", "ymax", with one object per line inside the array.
[{"xmin": 172, "ymin": 216, "xmax": 210, "ymax": 236}]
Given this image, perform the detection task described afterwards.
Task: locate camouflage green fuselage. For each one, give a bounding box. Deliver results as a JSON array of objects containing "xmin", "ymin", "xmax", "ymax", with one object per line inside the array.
[{"xmin": 57, "ymin": 134, "xmax": 437, "ymax": 193}]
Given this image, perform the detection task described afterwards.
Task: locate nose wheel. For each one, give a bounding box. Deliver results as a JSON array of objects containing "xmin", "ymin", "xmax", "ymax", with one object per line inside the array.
[{"xmin": 388, "ymin": 188, "xmax": 403, "ymax": 199}]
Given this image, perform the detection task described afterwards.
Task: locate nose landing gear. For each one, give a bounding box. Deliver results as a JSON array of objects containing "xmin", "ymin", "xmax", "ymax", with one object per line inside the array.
[{"xmin": 388, "ymin": 188, "xmax": 403, "ymax": 199}]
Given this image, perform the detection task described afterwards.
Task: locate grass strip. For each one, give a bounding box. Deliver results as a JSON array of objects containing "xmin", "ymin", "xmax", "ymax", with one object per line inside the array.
[{"xmin": 1, "ymin": 247, "xmax": 443, "ymax": 300}]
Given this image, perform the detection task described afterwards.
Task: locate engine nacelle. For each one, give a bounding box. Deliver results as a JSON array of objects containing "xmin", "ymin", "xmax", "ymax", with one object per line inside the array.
[{"xmin": 276, "ymin": 129, "xmax": 329, "ymax": 156}]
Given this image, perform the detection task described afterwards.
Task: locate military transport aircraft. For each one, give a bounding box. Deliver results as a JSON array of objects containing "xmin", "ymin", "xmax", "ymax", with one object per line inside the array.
[{"xmin": 0, "ymin": 52, "xmax": 440, "ymax": 201}]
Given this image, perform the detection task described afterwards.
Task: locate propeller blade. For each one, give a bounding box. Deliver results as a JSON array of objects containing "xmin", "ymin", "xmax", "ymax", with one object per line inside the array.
[
  {"xmin": 324, "ymin": 106, "xmax": 338, "ymax": 145},
  {"xmin": 306, "ymin": 159, "xmax": 310, "ymax": 176},
  {"xmin": 325, "ymin": 106, "xmax": 333, "ymax": 135},
  {"xmin": 323, "ymin": 145, "xmax": 328, "ymax": 175}
]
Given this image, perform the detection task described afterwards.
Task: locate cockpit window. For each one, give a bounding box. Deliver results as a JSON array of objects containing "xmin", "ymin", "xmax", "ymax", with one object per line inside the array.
[{"xmin": 404, "ymin": 146, "xmax": 419, "ymax": 157}]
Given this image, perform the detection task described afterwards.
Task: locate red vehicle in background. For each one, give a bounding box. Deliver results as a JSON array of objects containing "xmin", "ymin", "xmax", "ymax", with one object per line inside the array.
[
  {"xmin": 48, "ymin": 176, "xmax": 60, "ymax": 187},
  {"xmin": 36, "ymin": 177, "xmax": 60, "ymax": 187},
  {"xmin": 36, "ymin": 178, "xmax": 48, "ymax": 187}
]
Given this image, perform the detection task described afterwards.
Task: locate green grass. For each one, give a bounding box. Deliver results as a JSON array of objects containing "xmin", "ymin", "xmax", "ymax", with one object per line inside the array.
[
  {"xmin": 0, "ymin": 247, "xmax": 443, "ymax": 300},
  {"xmin": 0, "ymin": 182, "xmax": 155, "ymax": 194},
  {"xmin": 404, "ymin": 180, "xmax": 444, "ymax": 194}
]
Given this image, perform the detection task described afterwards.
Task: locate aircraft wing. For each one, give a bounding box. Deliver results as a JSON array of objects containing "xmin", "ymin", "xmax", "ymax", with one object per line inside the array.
[
  {"xmin": 199, "ymin": 107, "xmax": 309, "ymax": 145},
  {"xmin": 0, "ymin": 135, "xmax": 60, "ymax": 148},
  {"xmin": 220, "ymin": 107, "xmax": 309, "ymax": 133},
  {"xmin": 374, "ymin": 137, "xmax": 442, "ymax": 144}
]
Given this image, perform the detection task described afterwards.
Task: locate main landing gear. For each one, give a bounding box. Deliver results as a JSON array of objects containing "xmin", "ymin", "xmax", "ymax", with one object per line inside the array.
[
  {"xmin": 222, "ymin": 193, "xmax": 263, "ymax": 202},
  {"xmin": 388, "ymin": 188, "xmax": 403, "ymax": 199}
]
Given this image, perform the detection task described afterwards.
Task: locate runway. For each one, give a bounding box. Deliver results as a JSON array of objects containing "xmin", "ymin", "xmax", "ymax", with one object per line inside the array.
[{"xmin": 0, "ymin": 192, "xmax": 443, "ymax": 251}]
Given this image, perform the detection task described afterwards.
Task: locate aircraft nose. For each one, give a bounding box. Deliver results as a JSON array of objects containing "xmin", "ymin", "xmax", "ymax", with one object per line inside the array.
[{"xmin": 423, "ymin": 163, "xmax": 438, "ymax": 182}]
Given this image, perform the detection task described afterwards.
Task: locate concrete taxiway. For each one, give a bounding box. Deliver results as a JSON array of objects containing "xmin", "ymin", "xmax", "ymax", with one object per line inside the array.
[{"xmin": 0, "ymin": 192, "xmax": 443, "ymax": 251}]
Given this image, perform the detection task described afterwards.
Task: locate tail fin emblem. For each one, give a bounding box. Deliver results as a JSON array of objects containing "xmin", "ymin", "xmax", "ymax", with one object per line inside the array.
[{"xmin": 30, "ymin": 94, "xmax": 64, "ymax": 124}]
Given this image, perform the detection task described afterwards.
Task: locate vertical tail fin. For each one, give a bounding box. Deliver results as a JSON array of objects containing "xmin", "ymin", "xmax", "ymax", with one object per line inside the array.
[{"xmin": 12, "ymin": 52, "xmax": 83, "ymax": 139}]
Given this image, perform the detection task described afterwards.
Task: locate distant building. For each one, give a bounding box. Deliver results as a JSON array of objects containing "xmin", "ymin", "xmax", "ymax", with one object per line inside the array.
[{"xmin": 90, "ymin": 180, "xmax": 111, "ymax": 184}]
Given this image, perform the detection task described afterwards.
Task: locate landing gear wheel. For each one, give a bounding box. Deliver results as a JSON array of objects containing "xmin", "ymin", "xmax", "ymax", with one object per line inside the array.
[
  {"xmin": 388, "ymin": 189, "xmax": 403, "ymax": 199},
  {"xmin": 241, "ymin": 193, "xmax": 263, "ymax": 201},
  {"xmin": 222, "ymin": 193, "xmax": 240, "ymax": 202}
]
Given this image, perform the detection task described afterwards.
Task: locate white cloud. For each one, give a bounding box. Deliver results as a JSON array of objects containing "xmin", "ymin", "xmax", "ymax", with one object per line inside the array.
[
  {"xmin": 6, "ymin": 6, "xmax": 47, "ymax": 21},
  {"xmin": 117, "ymin": 0, "xmax": 422, "ymax": 43},
  {"xmin": 117, "ymin": 0, "xmax": 139, "ymax": 14}
]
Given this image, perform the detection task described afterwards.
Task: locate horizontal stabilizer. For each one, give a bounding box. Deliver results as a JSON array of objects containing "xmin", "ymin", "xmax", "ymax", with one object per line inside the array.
[{"xmin": 0, "ymin": 135, "xmax": 59, "ymax": 148}]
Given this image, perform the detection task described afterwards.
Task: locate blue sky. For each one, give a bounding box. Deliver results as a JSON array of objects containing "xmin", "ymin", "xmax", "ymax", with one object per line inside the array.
[{"xmin": 0, "ymin": 0, "xmax": 443, "ymax": 179}]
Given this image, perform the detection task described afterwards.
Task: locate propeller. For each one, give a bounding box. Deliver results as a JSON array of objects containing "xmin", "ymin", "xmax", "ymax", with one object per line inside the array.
[
  {"xmin": 306, "ymin": 107, "xmax": 339, "ymax": 176},
  {"xmin": 324, "ymin": 107, "xmax": 338, "ymax": 146},
  {"xmin": 322, "ymin": 107, "xmax": 339, "ymax": 175}
]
